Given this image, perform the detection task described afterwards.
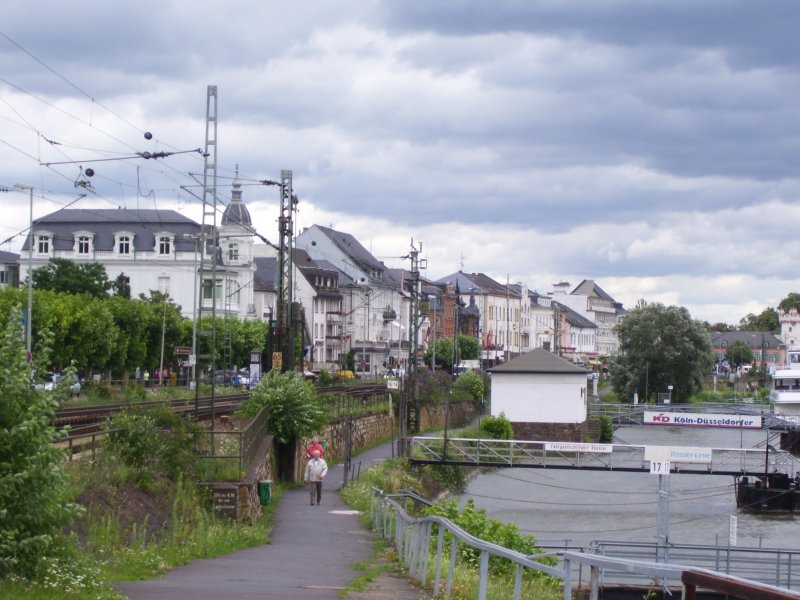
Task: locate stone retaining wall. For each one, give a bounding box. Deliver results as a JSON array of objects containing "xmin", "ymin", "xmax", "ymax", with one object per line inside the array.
[
  {"xmin": 212, "ymin": 434, "xmax": 274, "ymax": 523},
  {"xmin": 511, "ymin": 421, "xmax": 587, "ymax": 442},
  {"xmin": 318, "ymin": 400, "xmax": 477, "ymax": 462}
]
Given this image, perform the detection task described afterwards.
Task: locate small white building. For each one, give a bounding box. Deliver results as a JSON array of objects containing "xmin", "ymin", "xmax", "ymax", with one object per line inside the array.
[{"xmin": 489, "ymin": 348, "xmax": 590, "ymax": 441}]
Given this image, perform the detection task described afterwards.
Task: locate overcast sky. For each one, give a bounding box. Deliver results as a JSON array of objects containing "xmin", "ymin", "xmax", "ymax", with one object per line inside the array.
[{"xmin": 2, "ymin": 1, "xmax": 799, "ymax": 325}]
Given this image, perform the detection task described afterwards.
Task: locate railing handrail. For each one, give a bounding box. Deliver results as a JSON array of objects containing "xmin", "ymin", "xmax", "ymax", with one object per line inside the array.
[{"xmin": 371, "ymin": 488, "xmax": 800, "ymax": 600}]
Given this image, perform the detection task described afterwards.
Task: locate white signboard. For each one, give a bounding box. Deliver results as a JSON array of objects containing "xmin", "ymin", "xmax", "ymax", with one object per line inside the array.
[
  {"xmin": 729, "ymin": 515, "xmax": 737, "ymax": 546},
  {"xmin": 650, "ymin": 460, "xmax": 671, "ymax": 475},
  {"xmin": 644, "ymin": 446, "xmax": 713, "ymax": 464},
  {"xmin": 386, "ymin": 379, "xmax": 400, "ymax": 390},
  {"xmin": 544, "ymin": 442, "xmax": 613, "ymax": 453},
  {"xmin": 644, "ymin": 411, "xmax": 762, "ymax": 429}
]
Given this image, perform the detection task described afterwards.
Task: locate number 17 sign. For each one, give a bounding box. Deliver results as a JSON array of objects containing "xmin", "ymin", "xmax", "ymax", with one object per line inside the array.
[{"xmin": 650, "ymin": 460, "xmax": 671, "ymax": 475}]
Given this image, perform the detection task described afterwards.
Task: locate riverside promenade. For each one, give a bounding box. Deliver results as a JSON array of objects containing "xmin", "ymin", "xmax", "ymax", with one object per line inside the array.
[{"xmin": 115, "ymin": 441, "xmax": 427, "ymax": 599}]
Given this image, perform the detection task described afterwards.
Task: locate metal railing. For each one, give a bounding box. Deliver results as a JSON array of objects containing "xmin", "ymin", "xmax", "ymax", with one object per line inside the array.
[
  {"xmin": 370, "ymin": 488, "xmax": 800, "ymax": 600},
  {"xmin": 407, "ymin": 435, "xmax": 800, "ymax": 476},
  {"xmin": 590, "ymin": 540, "xmax": 800, "ymax": 591},
  {"xmin": 370, "ymin": 487, "xmax": 564, "ymax": 600},
  {"xmin": 194, "ymin": 404, "xmax": 269, "ymax": 475}
]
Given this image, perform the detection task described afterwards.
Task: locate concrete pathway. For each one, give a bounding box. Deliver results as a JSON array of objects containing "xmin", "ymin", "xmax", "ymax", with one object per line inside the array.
[{"xmin": 115, "ymin": 439, "xmax": 427, "ymax": 599}]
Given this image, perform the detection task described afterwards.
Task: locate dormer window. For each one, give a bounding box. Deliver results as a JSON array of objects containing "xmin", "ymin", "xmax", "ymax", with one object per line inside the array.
[
  {"xmin": 77, "ymin": 235, "xmax": 91, "ymax": 255},
  {"xmin": 157, "ymin": 235, "xmax": 173, "ymax": 256},
  {"xmin": 73, "ymin": 231, "xmax": 94, "ymax": 256},
  {"xmin": 36, "ymin": 234, "xmax": 51, "ymax": 255},
  {"xmin": 115, "ymin": 232, "xmax": 133, "ymax": 256}
]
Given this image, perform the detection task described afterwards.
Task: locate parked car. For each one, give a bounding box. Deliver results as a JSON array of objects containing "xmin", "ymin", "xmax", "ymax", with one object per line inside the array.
[
  {"xmin": 204, "ymin": 369, "xmax": 250, "ymax": 387},
  {"xmin": 35, "ymin": 372, "xmax": 81, "ymax": 396}
]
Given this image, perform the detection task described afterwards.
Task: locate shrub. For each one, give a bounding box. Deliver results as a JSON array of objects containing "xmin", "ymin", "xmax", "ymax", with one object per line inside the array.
[
  {"xmin": 85, "ymin": 379, "xmax": 117, "ymax": 401},
  {"xmin": 103, "ymin": 406, "xmax": 201, "ymax": 481},
  {"xmin": 422, "ymin": 498, "xmax": 554, "ymax": 578},
  {"xmin": 479, "ymin": 412, "xmax": 514, "ymax": 440},
  {"xmin": 599, "ymin": 414, "xmax": 614, "ymax": 443},
  {"xmin": 454, "ymin": 370, "xmax": 485, "ymax": 402},
  {"xmin": 317, "ymin": 369, "xmax": 335, "ymax": 387},
  {"xmin": 120, "ymin": 382, "xmax": 147, "ymax": 402},
  {"xmin": 238, "ymin": 369, "xmax": 326, "ymax": 443}
]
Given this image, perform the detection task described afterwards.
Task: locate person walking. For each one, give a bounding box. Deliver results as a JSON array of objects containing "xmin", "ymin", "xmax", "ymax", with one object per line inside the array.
[
  {"xmin": 305, "ymin": 436, "xmax": 325, "ymax": 459},
  {"xmin": 304, "ymin": 449, "xmax": 328, "ymax": 506}
]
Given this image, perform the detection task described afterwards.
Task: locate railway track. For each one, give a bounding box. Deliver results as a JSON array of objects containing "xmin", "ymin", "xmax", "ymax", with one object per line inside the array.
[
  {"xmin": 55, "ymin": 382, "xmax": 388, "ymax": 457},
  {"xmin": 56, "ymin": 383, "xmax": 388, "ymax": 428},
  {"xmin": 55, "ymin": 394, "xmax": 249, "ymax": 428}
]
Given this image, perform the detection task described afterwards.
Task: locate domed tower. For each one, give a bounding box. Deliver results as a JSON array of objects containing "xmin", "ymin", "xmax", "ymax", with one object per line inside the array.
[
  {"xmin": 220, "ymin": 165, "xmax": 254, "ymax": 264},
  {"xmin": 219, "ymin": 165, "xmax": 256, "ymax": 317},
  {"xmin": 221, "ymin": 165, "xmax": 252, "ymax": 230}
]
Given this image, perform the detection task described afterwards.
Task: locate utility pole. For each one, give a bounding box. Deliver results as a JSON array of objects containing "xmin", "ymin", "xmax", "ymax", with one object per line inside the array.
[
  {"xmin": 197, "ymin": 84, "xmax": 219, "ymax": 444},
  {"xmin": 403, "ymin": 239, "xmax": 425, "ymax": 436},
  {"xmin": 505, "ymin": 274, "xmax": 510, "ymax": 362},
  {"xmin": 553, "ymin": 302, "xmax": 562, "ymax": 356},
  {"xmin": 275, "ymin": 170, "xmax": 296, "ymax": 373}
]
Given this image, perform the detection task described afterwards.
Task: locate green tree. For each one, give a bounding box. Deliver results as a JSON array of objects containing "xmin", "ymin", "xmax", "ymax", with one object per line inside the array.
[
  {"xmin": 111, "ymin": 272, "xmax": 132, "ymax": 298},
  {"xmin": 106, "ymin": 295, "xmax": 151, "ymax": 378},
  {"xmin": 458, "ymin": 334, "xmax": 481, "ymax": 360},
  {"xmin": 424, "ymin": 337, "xmax": 454, "ymax": 371},
  {"xmin": 239, "ymin": 370, "xmax": 326, "ymax": 443},
  {"xmin": 726, "ymin": 340, "xmax": 754, "ymax": 367},
  {"xmin": 424, "ymin": 335, "xmax": 480, "ymax": 371},
  {"xmin": 454, "ymin": 370, "xmax": 484, "ymax": 401},
  {"xmin": 778, "ymin": 293, "xmax": 800, "ymax": 313},
  {"xmin": 0, "ymin": 306, "xmax": 82, "ymax": 578},
  {"xmin": 140, "ymin": 292, "xmax": 183, "ymax": 372},
  {"xmin": 31, "ymin": 258, "xmax": 110, "ymax": 298},
  {"xmin": 739, "ymin": 308, "xmax": 779, "ymax": 332},
  {"xmin": 34, "ymin": 291, "xmax": 118, "ymax": 374},
  {"xmin": 610, "ymin": 302, "xmax": 714, "ymax": 403}
]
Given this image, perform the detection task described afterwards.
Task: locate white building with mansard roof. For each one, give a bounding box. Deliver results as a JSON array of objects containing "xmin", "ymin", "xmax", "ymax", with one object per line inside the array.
[{"xmin": 19, "ymin": 172, "xmax": 260, "ymax": 319}]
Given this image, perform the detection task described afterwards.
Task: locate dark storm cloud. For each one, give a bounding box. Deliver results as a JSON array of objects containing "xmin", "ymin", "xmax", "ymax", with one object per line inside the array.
[{"xmin": 377, "ymin": 1, "xmax": 800, "ymax": 69}]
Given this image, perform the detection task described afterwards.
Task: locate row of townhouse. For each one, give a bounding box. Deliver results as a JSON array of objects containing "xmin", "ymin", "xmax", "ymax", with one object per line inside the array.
[{"xmin": 3, "ymin": 178, "xmax": 626, "ymax": 372}]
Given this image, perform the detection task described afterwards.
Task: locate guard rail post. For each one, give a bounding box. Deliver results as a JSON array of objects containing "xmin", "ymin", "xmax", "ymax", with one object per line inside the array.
[
  {"xmin": 478, "ymin": 549, "xmax": 489, "ymax": 600},
  {"xmin": 433, "ymin": 525, "xmax": 445, "ymax": 597},
  {"xmin": 446, "ymin": 538, "xmax": 458, "ymax": 599},
  {"xmin": 562, "ymin": 556, "xmax": 573, "ymax": 600}
]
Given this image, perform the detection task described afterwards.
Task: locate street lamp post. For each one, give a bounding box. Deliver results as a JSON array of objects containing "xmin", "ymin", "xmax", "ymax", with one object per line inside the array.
[{"xmin": 14, "ymin": 184, "xmax": 33, "ymax": 357}]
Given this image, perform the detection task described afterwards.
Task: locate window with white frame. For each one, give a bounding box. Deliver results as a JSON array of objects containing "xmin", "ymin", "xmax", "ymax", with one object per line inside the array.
[
  {"xmin": 72, "ymin": 231, "xmax": 94, "ymax": 256},
  {"xmin": 226, "ymin": 279, "xmax": 240, "ymax": 305},
  {"xmin": 202, "ymin": 278, "xmax": 222, "ymax": 300},
  {"xmin": 77, "ymin": 235, "xmax": 91, "ymax": 255},
  {"xmin": 36, "ymin": 234, "xmax": 51, "ymax": 254},
  {"xmin": 228, "ymin": 243, "xmax": 239, "ymax": 261},
  {"xmin": 158, "ymin": 236, "xmax": 172, "ymax": 256},
  {"xmin": 116, "ymin": 234, "xmax": 132, "ymax": 255}
]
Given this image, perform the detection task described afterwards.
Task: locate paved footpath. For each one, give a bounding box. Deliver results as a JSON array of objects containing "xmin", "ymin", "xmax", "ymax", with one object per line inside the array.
[{"xmin": 115, "ymin": 439, "xmax": 427, "ymax": 599}]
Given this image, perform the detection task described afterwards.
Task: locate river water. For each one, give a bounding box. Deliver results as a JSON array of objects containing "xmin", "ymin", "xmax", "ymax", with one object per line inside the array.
[{"xmin": 459, "ymin": 425, "xmax": 799, "ymax": 551}]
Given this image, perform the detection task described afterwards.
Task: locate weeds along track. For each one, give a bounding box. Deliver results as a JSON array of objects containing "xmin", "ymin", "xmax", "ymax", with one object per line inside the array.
[{"xmin": 55, "ymin": 394, "xmax": 250, "ymax": 428}]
